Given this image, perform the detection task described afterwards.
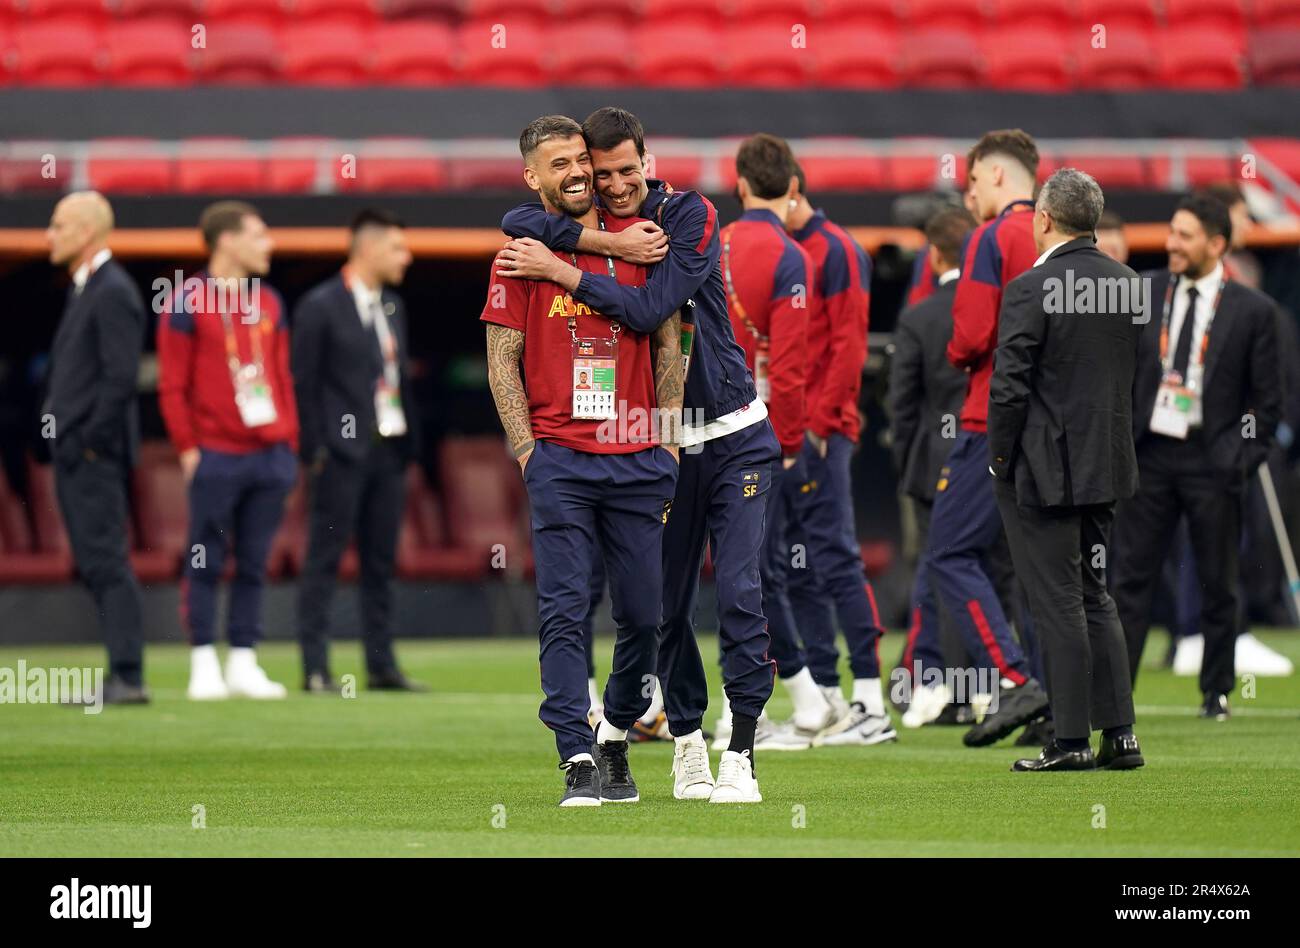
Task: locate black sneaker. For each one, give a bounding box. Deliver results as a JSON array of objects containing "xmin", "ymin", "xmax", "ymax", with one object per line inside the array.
[
  {"xmin": 963, "ymin": 679, "xmax": 1051, "ymax": 747},
  {"xmin": 592, "ymin": 740, "xmax": 639, "ymax": 803},
  {"xmin": 558, "ymin": 759, "xmax": 602, "ymax": 807},
  {"xmin": 1199, "ymin": 692, "xmax": 1230, "ymax": 721},
  {"xmin": 1015, "ymin": 715, "xmax": 1055, "ymax": 747},
  {"xmin": 934, "ymin": 703, "xmax": 976, "ymax": 726}
]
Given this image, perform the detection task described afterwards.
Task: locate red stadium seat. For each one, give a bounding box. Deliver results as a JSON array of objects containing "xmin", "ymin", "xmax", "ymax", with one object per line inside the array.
[
  {"xmin": 86, "ymin": 138, "xmax": 176, "ymax": 192},
  {"xmin": 724, "ymin": 22, "xmax": 812, "ymax": 87},
  {"xmin": 104, "ymin": 18, "xmax": 195, "ymax": 85},
  {"xmin": 438, "ymin": 437, "xmax": 528, "ymax": 574},
  {"xmin": 445, "ymin": 149, "xmax": 530, "ymax": 189},
  {"xmin": 197, "ymin": 23, "xmax": 281, "ymax": 82},
  {"xmin": 0, "ymin": 143, "xmax": 69, "ymax": 193},
  {"xmin": 25, "ymin": 457, "xmax": 73, "ymax": 565},
  {"xmin": 886, "ymin": 151, "xmax": 949, "ymax": 190},
  {"xmin": 382, "ymin": 0, "xmax": 461, "ymax": 23},
  {"xmin": 463, "ymin": 0, "xmax": 551, "ymax": 25},
  {"xmin": 370, "ymin": 21, "xmax": 457, "ymax": 84},
  {"xmin": 548, "ymin": 17, "xmax": 634, "ymax": 85},
  {"xmin": 1251, "ymin": 0, "xmax": 1300, "ymax": 30},
  {"xmin": 729, "ymin": 0, "xmax": 818, "ymax": 26},
  {"xmin": 1059, "ymin": 155, "xmax": 1150, "ymax": 188},
  {"xmin": 0, "ymin": 465, "xmax": 70, "ymax": 584},
  {"xmin": 633, "ymin": 0, "xmax": 725, "ymax": 27},
  {"xmin": 1076, "ymin": 0, "xmax": 1158, "ymax": 31},
  {"xmin": 808, "ymin": 27, "xmax": 900, "ymax": 87},
  {"xmin": 458, "ymin": 18, "xmax": 548, "ymax": 85},
  {"xmin": 266, "ymin": 136, "xmax": 333, "ymax": 192},
  {"xmin": 899, "ymin": 0, "xmax": 985, "ymax": 33},
  {"xmin": 817, "ymin": 0, "xmax": 901, "ymax": 30},
  {"xmin": 13, "ymin": 22, "xmax": 103, "ymax": 85},
  {"xmin": 645, "ymin": 153, "xmax": 702, "ymax": 190},
  {"xmin": 20, "ymin": 0, "xmax": 108, "ymax": 29},
  {"xmin": 115, "ymin": 0, "xmax": 200, "ymax": 21},
  {"xmin": 1250, "ymin": 137, "xmax": 1300, "ymax": 181},
  {"xmin": 281, "ymin": 22, "xmax": 371, "ymax": 84},
  {"xmin": 1164, "ymin": 0, "xmax": 1247, "ymax": 46},
  {"xmin": 1074, "ymin": 28, "xmax": 1159, "ymax": 88},
  {"xmin": 286, "ymin": 0, "xmax": 378, "ymax": 28},
  {"xmin": 130, "ymin": 447, "xmax": 188, "ymax": 582},
  {"xmin": 200, "ymin": 0, "xmax": 285, "ymax": 29},
  {"xmin": 1161, "ymin": 28, "xmax": 1245, "ymax": 89},
  {"xmin": 1248, "ymin": 29, "xmax": 1300, "ymax": 84},
  {"xmin": 397, "ymin": 469, "xmax": 488, "ymax": 581},
  {"xmin": 984, "ymin": 26, "xmax": 1073, "ymax": 90},
  {"xmin": 797, "ymin": 152, "xmax": 889, "ymax": 190},
  {"xmin": 635, "ymin": 23, "xmax": 727, "ymax": 86},
  {"xmin": 343, "ymin": 138, "xmax": 446, "ymax": 192},
  {"xmin": 899, "ymin": 28, "xmax": 984, "ymax": 87},
  {"xmin": 985, "ymin": 0, "xmax": 1072, "ymax": 33},
  {"xmin": 1148, "ymin": 154, "xmax": 1237, "ymax": 189},
  {"xmin": 177, "ymin": 137, "xmax": 267, "ymax": 191}
]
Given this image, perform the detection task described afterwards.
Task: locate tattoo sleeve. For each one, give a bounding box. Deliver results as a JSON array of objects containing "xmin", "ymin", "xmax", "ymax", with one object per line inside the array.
[
  {"xmin": 652, "ymin": 310, "xmax": 685, "ymax": 446},
  {"xmin": 485, "ymin": 324, "xmax": 534, "ymax": 456}
]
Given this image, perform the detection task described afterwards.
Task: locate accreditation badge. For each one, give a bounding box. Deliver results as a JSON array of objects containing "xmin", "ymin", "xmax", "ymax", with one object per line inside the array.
[
  {"xmin": 1149, "ymin": 375, "xmax": 1195, "ymax": 440},
  {"xmin": 374, "ymin": 379, "xmax": 408, "ymax": 437},
  {"xmin": 233, "ymin": 363, "xmax": 278, "ymax": 428},
  {"xmin": 680, "ymin": 321, "xmax": 696, "ymax": 381},
  {"xmin": 571, "ymin": 336, "xmax": 617, "ymax": 420},
  {"xmin": 753, "ymin": 338, "xmax": 771, "ymax": 403}
]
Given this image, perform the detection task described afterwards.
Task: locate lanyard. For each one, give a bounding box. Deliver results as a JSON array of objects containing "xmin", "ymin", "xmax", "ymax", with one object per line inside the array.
[
  {"xmin": 721, "ymin": 232, "xmax": 767, "ymax": 343},
  {"xmin": 343, "ymin": 266, "xmax": 400, "ymax": 383},
  {"xmin": 1158, "ymin": 273, "xmax": 1225, "ymax": 375},
  {"xmin": 566, "ymin": 209, "xmax": 621, "ymax": 343},
  {"xmin": 217, "ymin": 304, "xmax": 266, "ymax": 376}
]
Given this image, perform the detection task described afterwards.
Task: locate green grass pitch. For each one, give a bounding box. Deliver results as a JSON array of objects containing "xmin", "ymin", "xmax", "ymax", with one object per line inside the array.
[{"xmin": 2, "ymin": 630, "xmax": 1298, "ymax": 857}]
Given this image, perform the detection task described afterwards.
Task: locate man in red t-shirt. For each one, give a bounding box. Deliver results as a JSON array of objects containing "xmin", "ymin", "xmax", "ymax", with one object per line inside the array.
[
  {"xmin": 157, "ymin": 201, "xmax": 299, "ymax": 702},
  {"xmin": 482, "ymin": 116, "xmax": 683, "ymax": 807}
]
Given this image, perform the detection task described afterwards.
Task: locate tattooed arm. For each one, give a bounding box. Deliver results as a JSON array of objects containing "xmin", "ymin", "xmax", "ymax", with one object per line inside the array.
[
  {"xmin": 652, "ymin": 311, "xmax": 685, "ymax": 460},
  {"xmin": 485, "ymin": 324, "xmax": 534, "ymax": 470}
]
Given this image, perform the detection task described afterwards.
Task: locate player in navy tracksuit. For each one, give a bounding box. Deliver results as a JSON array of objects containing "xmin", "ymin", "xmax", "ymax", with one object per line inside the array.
[
  {"xmin": 498, "ymin": 108, "xmax": 776, "ymax": 803},
  {"xmin": 775, "ymin": 168, "xmax": 896, "ymax": 746},
  {"xmin": 928, "ymin": 131, "xmax": 1051, "ymax": 747}
]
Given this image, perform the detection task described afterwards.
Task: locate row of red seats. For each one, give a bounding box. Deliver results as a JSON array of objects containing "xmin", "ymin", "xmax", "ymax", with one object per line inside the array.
[
  {"xmin": 5, "ymin": 0, "xmax": 1300, "ymax": 32},
  {"xmin": 0, "ymin": 437, "xmax": 531, "ymax": 583},
  {"xmin": 0, "ymin": 139, "xmax": 1259, "ymax": 194},
  {"xmin": 2, "ymin": 19, "xmax": 1297, "ymax": 87}
]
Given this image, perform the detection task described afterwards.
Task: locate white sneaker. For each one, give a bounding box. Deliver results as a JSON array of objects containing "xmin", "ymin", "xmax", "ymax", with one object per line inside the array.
[
  {"xmin": 671, "ymin": 732, "xmax": 715, "ymax": 800},
  {"xmin": 1173, "ymin": 634, "xmax": 1204, "ymax": 677},
  {"xmin": 711, "ymin": 714, "xmax": 733, "ymax": 751},
  {"xmin": 1235, "ymin": 632, "xmax": 1295, "ymax": 676},
  {"xmin": 814, "ymin": 702, "xmax": 898, "ymax": 746},
  {"xmin": 187, "ymin": 645, "xmax": 229, "ymax": 701},
  {"xmin": 709, "ymin": 750, "xmax": 762, "ymax": 803},
  {"xmin": 755, "ymin": 714, "xmax": 812, "ymax": 751},
  {"xmin": 224, "ymin": 647, "xmax": 287, "ymax": 699},
  {"xmin": 901, "ymin": 682, "xmax": 952, "ymax": 728},
  {"xmin": 588, "ymin": 705, "xmax": 604, "ymax": 728},
  {"xmin": 815, "ymin": 685, "xmax": 854, "ymax": 736}
]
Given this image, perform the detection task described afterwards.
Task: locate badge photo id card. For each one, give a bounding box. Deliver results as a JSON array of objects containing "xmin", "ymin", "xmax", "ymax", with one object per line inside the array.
[
  {"xmin": 572, "ymin": 337, "xmax": 617, "ymax": 420},
  {"xmin": 234, "ymin": 364, "xmax": 278, "ymax": 428},
  {"xmin": 1149, "ymin": 378, "xmax": 1193, "ymax": 440}
]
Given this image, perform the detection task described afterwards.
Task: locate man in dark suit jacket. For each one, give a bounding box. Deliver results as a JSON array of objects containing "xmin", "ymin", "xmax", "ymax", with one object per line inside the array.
[
  {"xmin": 1112, "ymin": 195, "xmax": 1281, "ymax": 720},
  {"xmin": 292, "ymin": 210, "xmax": 424, "ymax": 693},
  {"xmin": 989, "ymin": 169, "xmax": 1144, "ymax": 772},
  {"xmin": 43, "ymin": 192, "xmax": 148, "ymax": 703}
]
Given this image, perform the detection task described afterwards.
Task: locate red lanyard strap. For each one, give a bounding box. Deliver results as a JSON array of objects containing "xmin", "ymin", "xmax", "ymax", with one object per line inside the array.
[
  {"xmin": 721, "ymin": 233, "xmax": 767, "ymax": 343},
  {"xmin": 1158, "ymin": 274, "xmax": 1225, "ymax": 371}
]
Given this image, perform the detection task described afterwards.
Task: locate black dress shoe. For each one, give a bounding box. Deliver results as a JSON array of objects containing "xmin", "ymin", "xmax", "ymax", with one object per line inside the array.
[
  {"xmin": 367, "ymin": 669, "xmax": 429, "ymax": 692},
  {"xmin": 1200, "ymin": 693, "xmax": 1230, "ymax": 721},
  {"xmin": 303, "ymin": 672, "xmax": 337, "ymax": 694},
  {"xmin": 934, "ymin": 703, "xmax": 976, "ymax": 726},
  {"xmin": 1012, "ymin": 740, "xmax": 1096, "ymax": 772},
  {"xmin": 963, "ymin": 679, "xmax": 1051, "ymax": 747},
  {"xmin": 1097, "ymin": 732, "xmax": 1145, "ymax": 770},
  {"xmin": 1015, "ymin": 715, "xmax": 1055, "ymax": 747},
  {"xmin": 63, "ymin": 675, "xmax": 150, "ymax": 707}
]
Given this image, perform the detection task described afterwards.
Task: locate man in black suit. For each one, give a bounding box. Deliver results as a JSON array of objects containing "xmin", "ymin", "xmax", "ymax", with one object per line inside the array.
[
  {"xmin": 889, "ymin": 206, "xmax": 979, "ymax": 726},
  {"xmin": 293, "ymin": 210, "xmax": 424, "ymax": 693},
  {"xmin": 989, "ymin": 169, "xmax": 1144, "ymax": 771},
  {"xmin": 1112, "ymin": 195, "xmax": 1281, "ymax": 720},
  {"xmin": 43, "ymin": 191, "xmax": 148, "ymax": 703}
]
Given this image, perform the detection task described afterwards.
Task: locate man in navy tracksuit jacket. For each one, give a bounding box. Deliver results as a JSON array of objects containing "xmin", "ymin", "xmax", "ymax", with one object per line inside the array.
[{"xmin": 499, "ymin": 108, "xmax": 779, "ymax": 797}]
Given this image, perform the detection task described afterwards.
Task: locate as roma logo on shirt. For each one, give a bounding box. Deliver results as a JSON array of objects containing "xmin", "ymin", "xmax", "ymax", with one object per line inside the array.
[{"xmin": 546, "ymin": 293, "xmax": 595, "ymax": 319}]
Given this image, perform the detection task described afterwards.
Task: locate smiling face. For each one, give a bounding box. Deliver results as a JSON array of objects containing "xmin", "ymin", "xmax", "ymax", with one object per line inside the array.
[
  {"xmin": 590, "ymin": 139, "xmax": 649, "ymax": 218},
  {"xmin": 1166, "ymin": 209, "xmax": 1223, "ymax": 279},
  {"xmin": 524, "ymin": 134, "xmax": 593, "ymax": 218}
]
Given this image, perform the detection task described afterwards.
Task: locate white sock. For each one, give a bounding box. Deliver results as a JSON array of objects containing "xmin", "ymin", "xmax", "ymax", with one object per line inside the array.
[
  {"xmin": 852, "ymin": 678, "xmax": 885, "ymax": 717},
  {"xmin": 638, "ymin": 679, "xmax": 664, "ymax": 725},
  {"xmin": 226, "ymin": 646, "xmax": 256, "ymax": 672},
  {"xmin": 719, "ymin": 697, "xmax": 733, "ymax": 728},
  {"xmin": 674, "ymin": 728, "xmax": 704, "ymax": 746},
  {"xmin": 191, "ymin": 644, "xmax": 218, "ymax": 663},
  {"xmin": 587, "ymin": 677, "xmax": 601, "ymax": 708},
  {"xmin": 783, "ymin": 667, "xmax": 826, "ymax": 716},
  {"xmin": 596, "ymin": 719, "xmax": 628, "ymax": 743},
  {"xmin": 566, "ymin": 752, "xmax": 594, "ymax": 765}
]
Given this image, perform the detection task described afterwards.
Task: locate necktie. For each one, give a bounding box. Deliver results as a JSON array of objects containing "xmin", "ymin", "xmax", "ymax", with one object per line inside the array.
[{"xmin": 1170, "ymin": 284, "xmax": 1198, "ymax": 379}]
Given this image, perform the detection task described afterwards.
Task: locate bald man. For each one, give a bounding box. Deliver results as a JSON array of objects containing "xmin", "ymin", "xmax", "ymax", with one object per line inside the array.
[{"xmin": 45, "ymin": 192, "xmax": 149, "ymax": 704}]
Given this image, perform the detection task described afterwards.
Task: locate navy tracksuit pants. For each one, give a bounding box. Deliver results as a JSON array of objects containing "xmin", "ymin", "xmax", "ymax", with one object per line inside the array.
[
  {"xmin": 525, "ymin": 440, "xmax": 677, "ymax": 761},
  {"xmin": 183, "ymin": 443, "xmax": 297, "ymax": 648},
  {"xmin": 924, "ymin": 431, "xmax": 1034, "ymax": 685},
  {"xmin": 657, "ymin": 419, "xmax": 780, "ymax": 735}
]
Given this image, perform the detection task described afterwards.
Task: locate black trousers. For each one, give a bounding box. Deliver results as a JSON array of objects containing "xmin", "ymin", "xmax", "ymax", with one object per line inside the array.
[
  {"xmin": 297, "ymin": 439, "xmax": 406, "ymax": 677},
  {"xmin": 1113, "ymin": 434, "xmax": 1241, "ymax": 696},
  {"xmin": 54, "ymin": 454, "xmax": 145, "ymax": 685},
  {"xmin": 994, "ymin": 478, "xmax": 1135, "ymax": 740}
]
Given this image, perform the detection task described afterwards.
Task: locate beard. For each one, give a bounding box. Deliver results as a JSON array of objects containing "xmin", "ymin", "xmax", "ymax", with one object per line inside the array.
[{"xmin": 542, "ymin": 178, "xmax": 594, "ymax": 218}]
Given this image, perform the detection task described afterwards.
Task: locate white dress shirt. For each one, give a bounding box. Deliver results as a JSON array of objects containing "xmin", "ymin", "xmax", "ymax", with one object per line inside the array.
[
  {"xmin": 72, "ymin": 248, "xmax": 112, "ymax": 294},
  {"xmin": 937, "ymin": 267, "xmax": 960, "ymax": 286},
  {"xmin": 1166, "ymin": 262, "xmax": 1224, "ymax": 427},
  {"xmin": 1033, "ymin": 239, "xmax": 1069, "ymax": 268}
]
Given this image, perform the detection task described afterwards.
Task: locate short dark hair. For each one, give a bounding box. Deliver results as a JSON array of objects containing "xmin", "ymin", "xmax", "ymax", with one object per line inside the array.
[
  {"xmin": 1097, "ymin": 210, "xmax": 1125, "ymax": 231},
  {"xmin": 582, "ymin": 107, "xmax": 645, "ymax": 156},
  {"xmin": 350, "ymin": 208, "xmax": 404, "ymax": 234},
  {"xmin": 924, "ymin": 207, "xmax": 976, "ymax": 268},
  {"xmin": 967, "ymin": 129, "xmax": 1039, "ymax": 180},
  {"xmin": 793, "ymin": 161, "xmax": 807, "ymax": 202},
  {"xmin": 1177, "ymin": 192, "xmax": 1233, "ymax": 245},
  {"xmin": 200, "ymin": 200, "xmax": 260, "ymax": 252},
  {"xmin": 736, "ymin": 133, "xmax": 797, "ymax": 200},
  {"xmin": 519, "ymin": 115, "xmax": 584, "ymax": 160},
  {"xmin": 1201, "ymin": 180, "xmax": 1244, "ymax": 209}
]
